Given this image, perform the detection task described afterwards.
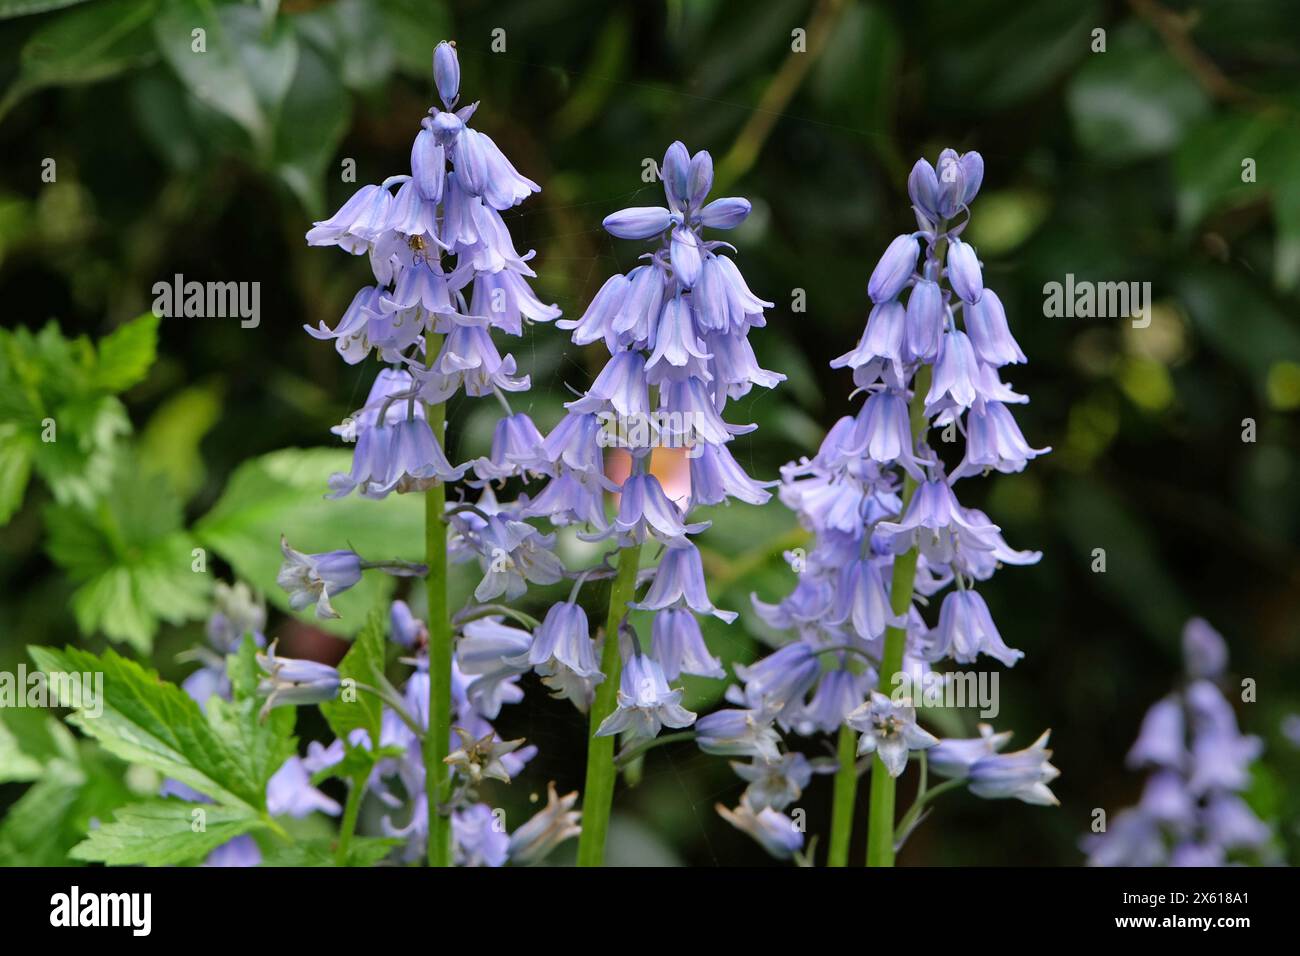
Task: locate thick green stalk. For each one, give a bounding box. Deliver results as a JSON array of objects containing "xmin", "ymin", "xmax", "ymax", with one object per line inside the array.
[
  {"xmin": 335, "ymin": 772, "xmax": 366, "ymax": 865},
  {"xmin": 576, "ymin": 545, "xmax": 641, "ymax": 866},
  {"xmin": 827, "ymin": 723, "xmax": 859, "ymax": 866},
  {"xmin": 422, "ymin": 398, "xmax": 454, "ymax": 867},
  {"xmin": 865, "ymin": 364, "xmax": 931, "ymax": 868}
]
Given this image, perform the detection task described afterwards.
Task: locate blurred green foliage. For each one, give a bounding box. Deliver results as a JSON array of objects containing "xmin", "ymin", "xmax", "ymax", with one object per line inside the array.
[{"xmin": 0, "ymin": 0, "xmax": 1298, "ymax": 865}]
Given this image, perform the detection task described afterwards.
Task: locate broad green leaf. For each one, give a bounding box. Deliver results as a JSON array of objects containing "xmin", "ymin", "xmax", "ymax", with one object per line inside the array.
[
  {"xmin": 70, "ymin": 800, "xmax": 263, "ymax": 866},
  {"xmin": 27, "ymin": 645, "xmax": 265, "ymax": 810},
  {"xmin": 0, "ymin": 0, "xmax": 92, "ymax": 18},
  {"xmin": 93, "ymin": 312, "xmax": 160, "ymax": 393},
  {"xmin": 139, "ymin": 381, "xmax": 223, "ymax": 501},
  {"xmin": 1268, "ymin": 127, "xmax": 1300, "ymax": 292},
  {"xmin": 195, "ymin": 447, "xmax": 423, "ymax": 635},
  {"xmin": 1067, "ymin": 23, "xmax": 1209, "ymax": 164},
  {"xmin": 153, "ymin": 0, "xmax": 268, "ymax": 150},
  {"xmin": 930, "ymin": 0, "xmax": 1098, "ymax": 109},
  {"xmin": 44, "ymin": 461, "xmax": 210, "ymax": 651},
  {"xmin": 274, "ymin": 30, "xmax": 350, "ymax": 213},
  {"xmin": 1174, "ymin": 112, "xmax": 1280, "ymax": 231},
  {"xmin": 294, "ymin": 0, "xmax": 395, "ymax": 94},
  {"xmin": 320, "ymin": 607, "xmax": 387, "ymax": 747},
  {"xmin": 1177, "ymin": 267, "xmax": 1300, "ymax": 384},
  {"xmin": 0, "ymin": 0, "xmax": 159, "ymax": 121}
]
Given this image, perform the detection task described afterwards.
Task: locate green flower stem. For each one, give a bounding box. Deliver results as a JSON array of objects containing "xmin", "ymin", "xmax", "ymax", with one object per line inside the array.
[
  {"xmin": 827, "ymin": 723, "xmax": 859, "ymax": 866},
  {"xmin": 576, "ymin": 544, "xmax": 641, "ymax": 866},
  {"xmin": 866, "ymin": 364, "xmax": 931, "ymax": 868},
  {"xmin": 422, "ymin": 395, "xmax": 454, "ymax": 868},
  {"xmin": 895, "ymin": 775, "xmax": 965, "ymax": 845},
  {"xmin": 335, "ymin": 771, "xmax": 367, "ymax": 865}
]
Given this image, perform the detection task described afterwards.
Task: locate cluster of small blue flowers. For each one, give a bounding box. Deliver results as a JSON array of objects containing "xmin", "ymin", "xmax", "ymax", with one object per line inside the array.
[
  {"xmin": 1083, "ymin": 619, "xmax": 1277, "ymax": 867},
  {"xmin": 519, "ymin": 141, "xmax": 782, "ymax": 737},
  {"xmin": 297, "ymin": 601, "xmax": 580, "ymax": 866},
  {"xmin": 305, "ymin": 41, "xmax": 559, "ymax": 502},
  {"xmin": 701, "ymin": 149, "xmax": 1057, "ymax": 858},
  {"xmin": 290, "ymin": 40, "xmax": 585, "ymax": 865}
]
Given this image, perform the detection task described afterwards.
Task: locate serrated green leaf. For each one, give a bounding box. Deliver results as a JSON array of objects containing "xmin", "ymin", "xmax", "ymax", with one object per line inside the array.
[
  {"xmin": 0, "ymin": 717, "xmax": 44, "ymax": 783},
  {"xmin": 195, "ymin": 447, "xmax": 423, "ymax": 635},
  {"xmin": 44, "ymin": 461, "xmax": 210, "ymax": 652},
  {"xmin": 258, "ymin": 835, "xmax": 400, "ymax": 867},
  {"xmin": 27, "ymin": 645, "xmax": 265, "ymax": 809},
  {"xmin": 93, "ymin": 312, "xmax": 160, "ymax": 393},
  {"xmin": 319, "ymin": 607, "xmax": 387, "ymax": 747},
  {"xmin": 0, "ymin": 428, "xmax": 33, "ymax": 525},
  {"xmin": 206, "ymin": 693, "xmax": 297, "ymax": 800},
  {"xmin": 0, "ymin": 730, "xmax": 134, "ymax": 866},
  {"xmin": 70, "ymin": 800, "xmax": 263, "ymax": 866}
]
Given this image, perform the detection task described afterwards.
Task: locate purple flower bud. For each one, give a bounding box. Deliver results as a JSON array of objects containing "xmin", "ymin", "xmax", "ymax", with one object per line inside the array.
[
  {"xmin": 411, "ymin": 128, "xmax": 445, "ymax": 203},
  {"xmin": 868, "ymin": 234, "xmax": 919, "ymax": 304},
  {"xmin": 907, "ymin": 158, "xmax": 941, "ymax": 223},
  {"xmin": 433, "ymin": 41, "xmax": 460, "ymax": 108},
  {"xmin": 905, "ymin": 278, "xmax": 944, "ymax": 362},
  {"xmin": 1182, "ymin": 618, "xmax": 1228, "ymax": 680},
  {"xmin": 670, "ymin": 226, "xmax": 703, "ymax": 287},
  {"xmin": 390, "ymin": 599, "xmax": 427, "ymax": 649},
  {"xmin": 699, "ymin": 197, "xmax": 751, "ymax": 230},
  {"xmin": 661, "ymin": 141, "xmax": 691, "ymax": 212},
  {"xmin": 935, "ymin": 149, "xmax": 967, "ymax": 219},
  {"xmin": 946, "ymin": 238, "xmax": 983, "ymax": 303},
  {"xmin": 959, "ymin": 151, "xmax": 984, "ymax": 207},
  {"xmin": 687, "ymin": 150, "xmax": 714, "ymax": 208},
  {"xmin": 603, "ymin": 205, "xmax": 674, "ymax": 240}
]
